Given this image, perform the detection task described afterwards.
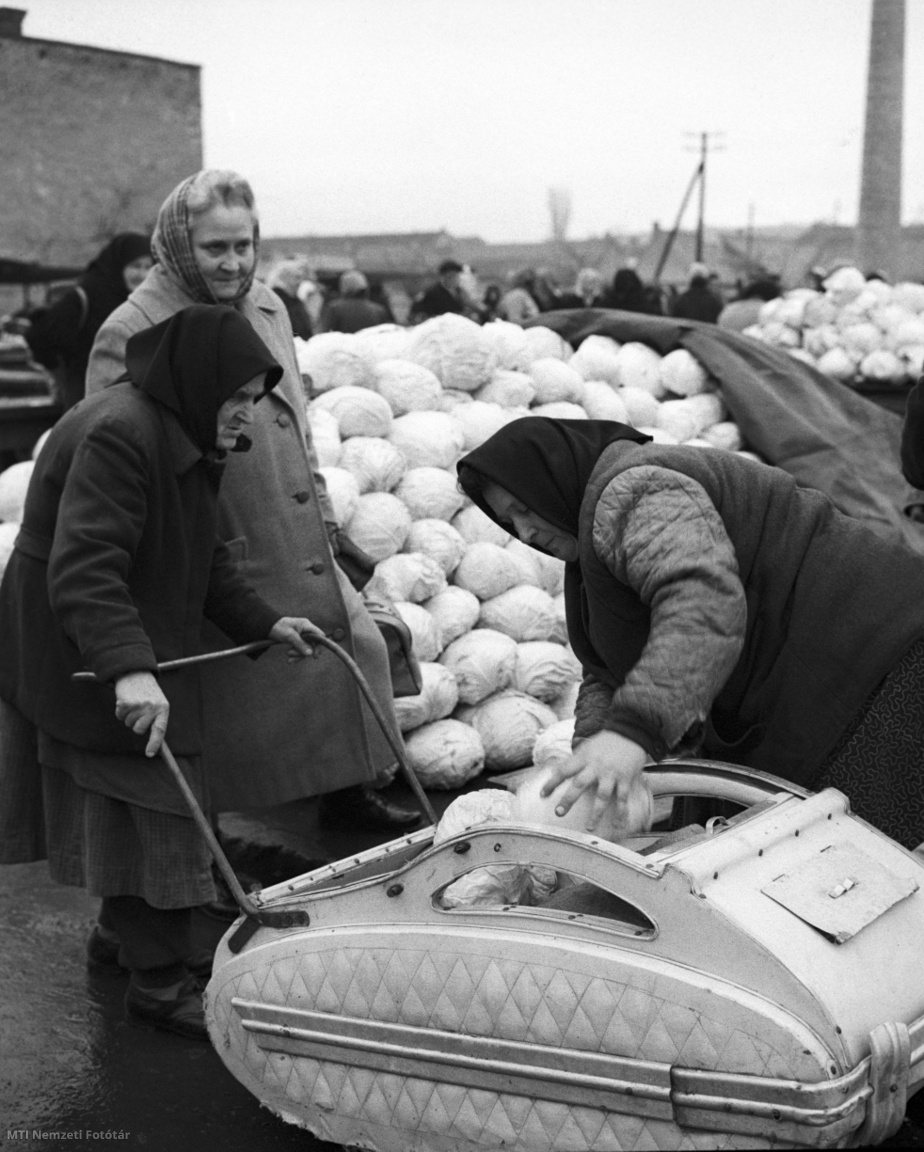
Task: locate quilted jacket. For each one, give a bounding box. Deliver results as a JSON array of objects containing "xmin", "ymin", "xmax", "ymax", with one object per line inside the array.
[{"xmin": 570, "ymin": 441, "xmax": 924, "ymax": 787}]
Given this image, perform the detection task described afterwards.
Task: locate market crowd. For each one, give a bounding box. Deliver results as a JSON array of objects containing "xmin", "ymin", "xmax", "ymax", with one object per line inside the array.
[{"xmin": 0, "ymin": 166, "xmax": 922, "ymax": 1053}]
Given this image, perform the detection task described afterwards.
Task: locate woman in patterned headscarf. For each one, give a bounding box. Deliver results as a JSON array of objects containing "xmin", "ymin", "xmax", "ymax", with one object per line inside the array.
[{"xmin": 86, "ymin": 172, "xmax": 419, "ymax": 845}]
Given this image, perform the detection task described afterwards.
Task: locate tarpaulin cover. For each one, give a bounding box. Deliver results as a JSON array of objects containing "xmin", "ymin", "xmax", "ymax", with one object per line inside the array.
[{"xmin": 530, "ymin": 308, "xmax": 924, "ymax": 558}]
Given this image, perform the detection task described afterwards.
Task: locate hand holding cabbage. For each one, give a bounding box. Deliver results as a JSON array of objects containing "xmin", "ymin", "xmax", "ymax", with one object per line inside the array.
[{"xmin": 539, "ymin": 730, "xmax": 649, "ymax": 833}]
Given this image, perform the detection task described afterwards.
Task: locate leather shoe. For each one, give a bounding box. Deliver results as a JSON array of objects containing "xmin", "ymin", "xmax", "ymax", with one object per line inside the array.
[
  {"xmin": 319, "ymin": 784, "xmax": 422, "ymax": 832},
  {"xmin": 125, "ymin": 974, "xmax": 208, "ymax": 1041}
]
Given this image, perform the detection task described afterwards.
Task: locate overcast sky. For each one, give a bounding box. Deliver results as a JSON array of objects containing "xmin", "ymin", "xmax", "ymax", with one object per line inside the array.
[{"xmin": 19, "ymin": 0, "xmax": 924, "ymax": 242}]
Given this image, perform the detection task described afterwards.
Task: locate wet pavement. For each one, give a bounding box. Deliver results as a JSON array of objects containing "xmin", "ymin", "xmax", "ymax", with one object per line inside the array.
[
  {"xmin": 0, "ymin": 781, "xmax": 452, "ymax": 1152},
  {"xmin": 2, "ymin": 776, "xmax": 923, "ymax": 1152}
]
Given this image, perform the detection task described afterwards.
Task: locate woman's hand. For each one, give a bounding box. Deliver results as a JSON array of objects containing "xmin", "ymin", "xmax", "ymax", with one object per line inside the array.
[
  {"xmin": 540, "ymin": 730, "xmax": 648, "ymax": 832},
  {"xmin": 114, "ymin": 671, "xmax": 170, "ymax": 758},
  {"xmin": 269, "ymin": 616, "xmax": 325, "ymax": 661}
]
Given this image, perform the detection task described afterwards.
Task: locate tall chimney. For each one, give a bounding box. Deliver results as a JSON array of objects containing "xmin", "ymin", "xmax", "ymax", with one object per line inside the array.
[
  {"xmin": 855, "ymin": 0, "xmax": 905, "ymax": 277},
  {"xmin": 0, "ymin": 8, "xmax": 26, "ymax": 37}
]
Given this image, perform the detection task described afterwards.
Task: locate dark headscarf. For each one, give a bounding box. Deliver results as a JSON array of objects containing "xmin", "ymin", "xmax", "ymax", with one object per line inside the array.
[
  {"xmin": 457, "ymin": 417, "xmax": 650, "ymax": 542},
  {"xmin": 124, "ymin": 305, "xmax": 282, "ymax": 454},
  {"xmin": 79, "ymin": 231, "xmax": 152, "ymax": 339}
]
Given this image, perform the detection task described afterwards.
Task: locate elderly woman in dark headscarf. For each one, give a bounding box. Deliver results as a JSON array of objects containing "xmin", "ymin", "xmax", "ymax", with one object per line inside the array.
[
  {"xmin": 0, "ymin": 305, "xmax": 320, "ymax": 1041},
  {"xmin": 25, "ymin": 231, "xmax": 152, "ymax": 411},
  {"xmin": 86, "ymin": 170, "xmax": 417, "ymax": 834},
  {"xmin": 457, "ymin": 417, "xmax": 924, "ymax": 851}
]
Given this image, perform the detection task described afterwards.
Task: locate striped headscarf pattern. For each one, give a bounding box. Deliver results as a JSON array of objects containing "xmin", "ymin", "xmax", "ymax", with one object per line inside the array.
[{"xmin": 151, "ymin": 172, "xmax": 260, "ymax": 306}]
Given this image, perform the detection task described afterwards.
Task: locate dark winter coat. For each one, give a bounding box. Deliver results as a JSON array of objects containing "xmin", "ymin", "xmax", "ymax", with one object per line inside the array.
[
  {"xmin": 25, "ymin": 233, "xmax": 151, "ymax": 411},
  {"xmin": 86, "ymin": 267, "xmax": 400, "ymax": 808},
  {"xmin": 321, "ymin": 296, "xmax": 390, "ymax": 334},
  {"xmin": 411, "ymin": 281, "xmax": 465, "ymax": 321},
  {"xmin": 0, "ymin": 383, "xmax": 280, "ymax": 757},
  {"xmin": 272, "ymin": 287, "xmax": 313, "ymax": 340},
  {"xmin": 571, "ymin": 440, "xmax": 924, "ymax": 786},
  {"xmin": 672, "ymin": 280, "xmax": 723, "ymax": 323}
]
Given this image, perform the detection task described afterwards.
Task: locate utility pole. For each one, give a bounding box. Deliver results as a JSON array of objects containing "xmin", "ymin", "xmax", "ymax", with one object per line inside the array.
[
  {"xmin": 696, "ymin": 132, "xmax": 708, "ymax": 261},
  {"xmin": 654, "ymin": 131, "xmax": 724, "ymax": 283},
  {"xmin": 684, "ymin": 131, "xmax": 724, "ymax": 262}
]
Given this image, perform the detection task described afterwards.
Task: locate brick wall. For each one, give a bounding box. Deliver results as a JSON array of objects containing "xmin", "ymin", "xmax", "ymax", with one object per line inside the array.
[{"xmin": 0, "ymin": 30, "xmax": 202, "ymax": 270}]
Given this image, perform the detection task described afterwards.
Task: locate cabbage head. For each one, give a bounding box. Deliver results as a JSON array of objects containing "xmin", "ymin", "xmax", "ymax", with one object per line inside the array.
[
  {"xmin": 424, "ymin": 586, "xmax": 481, "ymax": 648},
  {"xmin": 453, "ymin": 541, "xmax": 522, "ymax": 600},
  {"xmin": 458, "ymin": 690, "xmax": 558, "ymax": 770},
  {"xmin": 394, "ymin": 661, "xmax": 459, "ymax": 732},
  {"xmin": 388, "ymin": 411, "xmax": 465, "ymax": 469},
  {"xmin": 318, "ymin": 466, "xmax": 361, "ymax": 526},
  {"xmin": 338, "ymin": 436, "xmax": 407, "ymax": 493},
  {"xmin": 404, "ymin": 719, "xmax": 486, "ymax": 789},
  {"xmin": 406, "ymin": 313, "xmax": 497, "ymax": 392},
  {"xmin": 395, "ymin": 466, "xmax": 466, "ymax": 521},
  {"xmin": 372, "ymin": 359, "xmax": 442, "ymax": 415},
  {"xmin": 479, "ymin": 585, "xmax": 557, "ymax": 643},
  {"xmin": 513, "ymin": 641, "xmax": 581, "ymax": 701},
  {"xmin": 312, "ymin": 385, "xmax": 393, "ymax": 438},
  {"xmin": 439, "ymin": 628, "xmax": 517, "ymax": 704},
  {"xmin": 405, "ymin": 518, "xmax": 467, "ymax": 575},
  {"xmin": 345, "ymin": 492, "xmax": 412, "ymax": 561}
]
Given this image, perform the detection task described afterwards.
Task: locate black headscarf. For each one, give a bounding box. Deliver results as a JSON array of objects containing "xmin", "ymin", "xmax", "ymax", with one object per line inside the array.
[
  {"xmin": 457, "ymin": 417, "xmax": 650, "ymax": 541},
  {"xmin": 124, "ymin": 304, "xmax": 282, "ymax": 454},
  {"xmin": 80, "ymin": 232, "xmax": 152, "ymax": 340}
]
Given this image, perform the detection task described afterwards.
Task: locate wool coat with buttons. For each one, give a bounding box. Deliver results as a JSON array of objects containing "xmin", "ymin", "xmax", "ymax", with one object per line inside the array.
[{"xmin": 87, "ymin": 267, "xmax": 401, "ymax": 809}]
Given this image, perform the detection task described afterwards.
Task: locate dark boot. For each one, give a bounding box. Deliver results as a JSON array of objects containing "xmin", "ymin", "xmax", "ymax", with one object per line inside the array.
[
  {"xmin": 125, "ymin": 971, "xmax": 208, "ymax": 1041},
  {"xmin": 319, "ymin": 784, "xmax": 422, "ymax": 832}
]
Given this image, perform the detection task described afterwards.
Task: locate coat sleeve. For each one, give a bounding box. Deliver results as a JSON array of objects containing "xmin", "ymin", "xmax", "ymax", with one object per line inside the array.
[
  {"xmin": 85, "ymin": 313, "xmax": 134, "ymax": 394},
  {"xmin": 586, "ymin": 465, "xmax": 747, "ymax": 758},
  {"xmin": 203, "ymin": 538, "xmax": 282, "ymax": 644},
  {"xmin": 47, "ymin": 417, "xmax": 159, "ymax": 684},
  {"xmin": 901, "ymin": 377, "xmax": 924, "ymax": 490},
  {"xmin": 25, "ymin": 289, "xmax": 84, "ymax": 369}
]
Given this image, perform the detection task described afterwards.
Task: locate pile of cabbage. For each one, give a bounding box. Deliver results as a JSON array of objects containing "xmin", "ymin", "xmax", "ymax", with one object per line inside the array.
[
  {"xmin": 740, "ymin": 266, "xmax": 924, "ymax": 388},
  {"xmin": 298, "ymin": 313, "xmax": 757, "ymax": 789}
]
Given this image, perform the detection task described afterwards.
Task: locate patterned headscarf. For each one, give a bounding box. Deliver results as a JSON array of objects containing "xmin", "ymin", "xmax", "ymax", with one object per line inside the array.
[{"xmin": 151, "ymin": 173, "xmax": 259, "ymax": 306}]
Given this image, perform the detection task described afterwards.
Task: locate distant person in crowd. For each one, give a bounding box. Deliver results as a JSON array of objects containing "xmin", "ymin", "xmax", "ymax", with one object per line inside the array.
[
  {"xmin": 499, "ymin": 269, "xmax": 541, "ymax": 325},
  {"xmin": 0, "ymin": 304, "xmax": 321, "ymax": 1040},
  {"xmin": 480, "ymin": 284, "xmax": 503, "ymax": 323},
  {"xmin": 266, "ymin": 259, "xmax": 313, "ymax": 340},
  {"xmin": 717, "ymin": 276, "xmax": 781, "ymax": 333},
  {"xmin": 368, "ymin": 280, "xmax": 396, "ymax": 324},
  {"xmin": 603, "ymin": 265, "xmax": 662, "ymax": 316},
  {"xmin": 297, "ymin": 275, "xmax": 325, "ymax": 331},
  {"xmin": 320, "ymin": 271, "xmax": 390, "ymax": 333},
  {"xmin": 24, "ymin": 232, "xmax": 152, "ymax": 412},
  {"xmin": 530, "ymin": 269, "xmax": 562, "ymax": 312},
  {"xmin": 557, "ymin": 268, "xmax": 606, "ymax": 310},
  {"xmin": 87, "ymin": 169, "xmax": 420, "ymax": 851},
  {"xmin": 409, "ymin": 259, "xmax": 469, "ymax": 322},
  {"xmin": 671, "ymin": 262, "xmax": 724, "ymax": 323}
]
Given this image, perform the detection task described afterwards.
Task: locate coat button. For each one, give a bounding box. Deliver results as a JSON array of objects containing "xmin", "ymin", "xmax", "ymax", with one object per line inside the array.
[
  {"xmin": 310, "ymin": 561, "xmax": 325, "ymax": 575},
  {"xmin": 331, "ymin": 627, "xmax": 346, "ymax": 640},
  {"xmin": 276, "ymin": 413, "xmax": 291, "ymax": 428},
  {"xmin": 294, "ymin": 490, "xmax": 311, "ymax": 503}
]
